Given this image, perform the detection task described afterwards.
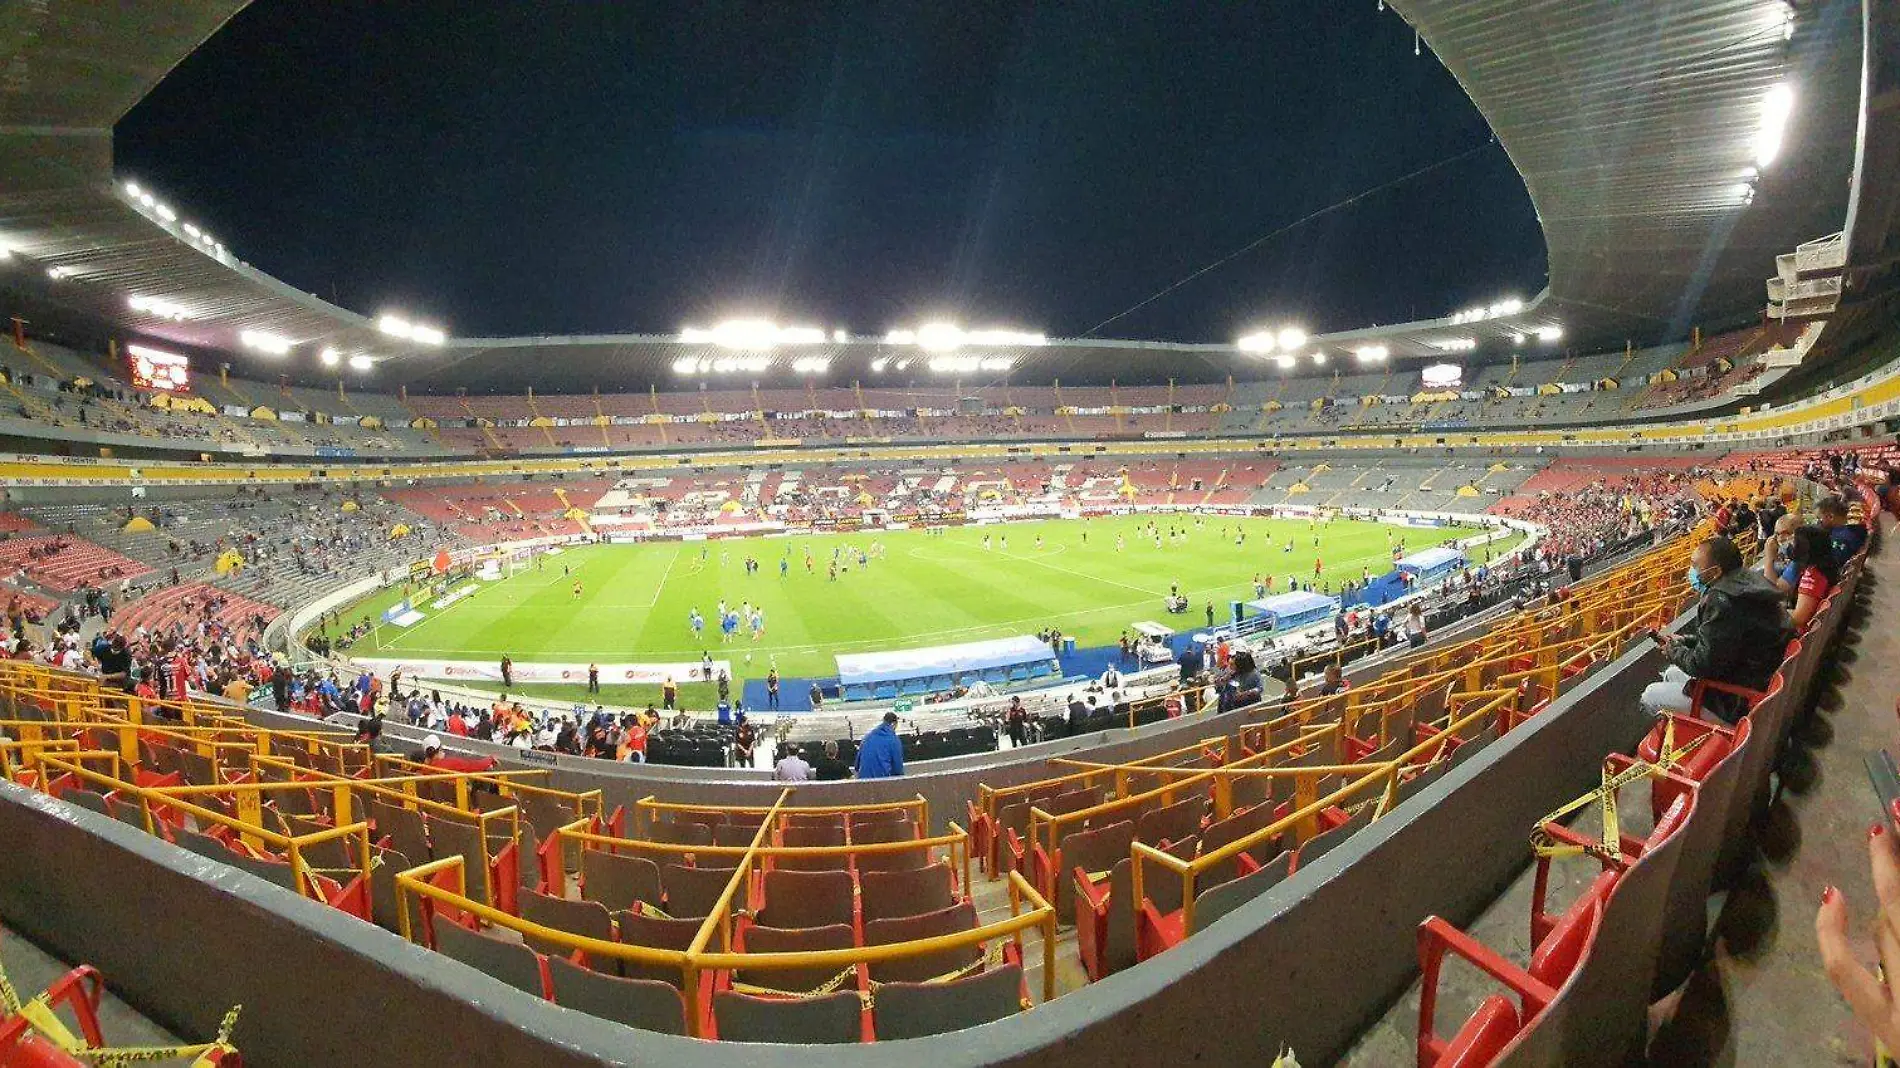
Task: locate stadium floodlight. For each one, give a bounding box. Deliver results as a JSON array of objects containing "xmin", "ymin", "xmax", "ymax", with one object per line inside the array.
[
  {"xmin": 1353, "ymin": 345, "xmax": 1389, "ymax": 363},
  {"xmin": 1536, "ymin": 325, "xmax": 1564, "ymax": 342},
  {"xmin": 240, "ymin": 330, "xmax": 292, "ymax": 356},
  {"xmin": 791, "ymin": 356, "xmax": 830, "ymax": 375},
  {"xmin": 348, "ymin": 354, "xmax": 374, "ymax": 371},
  {"xmin": 916, "ymin": 322, "xmax": 966, "ymax": 351},
  {"xmin": 678, "ymin": 319, "xmax": 823, "ymax": 350},
  {"xmin": 379, "ymin": 314, "xmax": 448, "ymax": 345},
  {"xmin": 137, "ymin": 192, "xmax": 154, "ymax": 207},
  {"xmin": 128, "ymin": 295, "xmax": 191, "ymax": 321},
  {"xmin": 45, "ymin": 266, "xmax": 71, "ymax": 280},
  {"xmin": 319, "ymin": 347, "xmax": 341, "ymax": 367},
  {"xmin": 1311, "ymin": 351, "xmax": 1327, "ymax": 365},
  {"xmin": 154, "ymin": 203, "xmax": 177, "ymax": 222},
  {"xmin": 0, "ymin": 243, "xmax": 12, "ymax": 260},
  {"xmin": 832, "ymin": 329, "xmax": 850, "ymax": 343},
  {"xmin": 1432, "ymin": 337, "xmax": 1477, "ymax": 352},
  {"xmin": 1236, "ymin": 331, "xmax": 1278, "ymax": 354},
  {"xmin": 122, "ymin": 181, "xmax": 141, "ymax": 198},
  {"xmin": 884, "ymin": 329, "xmax": 916, "ymax": 345},
  {"xmin": 1273, "ymin": 353, "xmax": 1296, "ymax": 370},
  {"xmin": 870, "ymin": 357, "xmax": 889, "ymax": 373},
  {"xmin": 1755, "ymin": 82, "xmax": 1794, "ymax": 168},
  {"xmin": 671, "ymin": 356, "xmax": 699, "ymax": 374},
  {"xmin": 1277, "ymin": 327, "xmax": 1307, "ymax": 352}
]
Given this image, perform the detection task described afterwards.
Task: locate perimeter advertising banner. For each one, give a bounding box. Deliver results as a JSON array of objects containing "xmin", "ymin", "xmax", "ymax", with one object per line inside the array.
[{"xmin": 350, "ymin": 657, "xmax": 730, "ymax": 685}]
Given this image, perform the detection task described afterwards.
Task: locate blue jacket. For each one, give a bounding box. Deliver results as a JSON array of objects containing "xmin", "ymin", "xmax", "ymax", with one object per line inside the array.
[{"xmin": 854, "ymin": 723, "xmax": 905, "ymax": 779}]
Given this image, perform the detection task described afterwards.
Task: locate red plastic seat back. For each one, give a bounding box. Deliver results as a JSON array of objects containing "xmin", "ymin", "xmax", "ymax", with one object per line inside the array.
[{"xmin": 1528, "ymin": 870, "xmax": 1615, "ymax": 988}]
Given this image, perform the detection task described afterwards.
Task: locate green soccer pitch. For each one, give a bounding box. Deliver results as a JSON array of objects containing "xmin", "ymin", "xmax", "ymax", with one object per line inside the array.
[{"xmin": 333, "ymin": 513, "xmax": 1517, "ymax": 708}]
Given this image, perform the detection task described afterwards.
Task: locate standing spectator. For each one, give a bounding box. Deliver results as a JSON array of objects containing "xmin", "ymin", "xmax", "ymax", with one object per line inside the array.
[
  {"xmin": 1006, "ymin": 696, "xmax": 1028, "ymax": 747},
  {"xmin": 499, "ymin": 654, "xmax": 513, "ymax": 689},
  {"xmin": 855, "ymin": 712, "xmax": 905, "ymax": 779},
  {"xmin": 766, "ymin": 668, "xmax": 780, "ymax": 710},
  {"xmin": 586, "ymin": 663, "xmax": 599, "ymax": 694}
]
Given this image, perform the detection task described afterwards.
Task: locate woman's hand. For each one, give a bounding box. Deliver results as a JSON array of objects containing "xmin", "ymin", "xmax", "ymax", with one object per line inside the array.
[{"xmin": 1816, "ymin": 823, "xmax": 1900, "ymax": 1053}]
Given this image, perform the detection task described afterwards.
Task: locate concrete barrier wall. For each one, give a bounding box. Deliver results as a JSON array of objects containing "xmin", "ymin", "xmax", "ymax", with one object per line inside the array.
[{"xmin": 1, "ymin": 638, "xmax": 1665, "ymax": 1067}]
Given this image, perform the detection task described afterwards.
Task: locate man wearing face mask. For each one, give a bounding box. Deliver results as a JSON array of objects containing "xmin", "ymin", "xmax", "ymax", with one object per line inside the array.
[{"xmin": 1641, "ymin": 536, "xmax": 1794, "ymax": 723}]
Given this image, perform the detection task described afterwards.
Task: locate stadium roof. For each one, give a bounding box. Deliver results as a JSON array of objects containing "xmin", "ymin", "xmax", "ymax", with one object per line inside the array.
[{"xmin": 0, "ymin": 1, "xmax": 1868, "ymax": 393}]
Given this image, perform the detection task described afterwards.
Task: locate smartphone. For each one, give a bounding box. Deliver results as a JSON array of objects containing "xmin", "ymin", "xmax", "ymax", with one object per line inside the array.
[{"xmin": 1865, "ymin": 749, "xmax": 1900, "ymax": 836}]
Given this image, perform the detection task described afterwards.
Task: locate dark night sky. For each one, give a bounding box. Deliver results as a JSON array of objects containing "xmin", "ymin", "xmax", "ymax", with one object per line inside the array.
[{"xmin": 114, "ymin": 0, "xmax": 1546, "ymax": 343}]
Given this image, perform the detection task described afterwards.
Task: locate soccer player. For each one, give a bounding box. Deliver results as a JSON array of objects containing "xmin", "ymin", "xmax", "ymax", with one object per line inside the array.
[
  {"xmin": 750, "ymin": 608, "xmax": 765, "ymax": 640},
  {"xmin": 689, "ymin": 608, "xmax": 704, "ymax": 638},
  {"xmin": 572, "ymin": 578, "xmax": 583, "ymax": 599},
  {"xmin": 721, "ymin": 611, "xmax": 738, "ymax": 643},
  {"xmin": 1314, "ymin": 556, "xmax": 1323, "ymax": 578},
  {"xmin": 779, "ymin": 556, "xmax": 789, "ymax": 578}
]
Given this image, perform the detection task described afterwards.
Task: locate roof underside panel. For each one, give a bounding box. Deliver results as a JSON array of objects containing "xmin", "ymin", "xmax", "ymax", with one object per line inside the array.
[{"xmin": 1391, "ymin": 0, "xmax": 1862, "ymax": 335}]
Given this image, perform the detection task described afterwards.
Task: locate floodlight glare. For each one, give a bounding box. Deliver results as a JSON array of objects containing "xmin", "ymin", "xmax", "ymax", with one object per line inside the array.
[
  {"xmin": 240, "ymin": 330, "xmax": 292, "ymax": 356},
  {"xmin": 379, "ymin": 314, "xmax": 448, "ymax": 345},
  {"xmin": 1536, "ymin": 325, "xmax": 1564, "ymax": 342},
  {"xmin": 1353, "ymin": 345, "xmax": 1389, "ymax": 363},
  {"xmin": 348, "ymin": 354, "xmax": 374, "ymax": 371},
  {"xmin": 1277, "ymin": 327, "xmax": 1307, "ymax": 352},
  {"xmin": 1236, "ymin": 332, "xmax": 1277, "ymax": 354},
  {"xmin": 1311, "ymin": 351, "xmax": 1327, "ymax": 365},
  {"xmin": 128, "ymin": 295, "xmax": 190, "ymax": 321},
  {"xmin": 319, "ymin": 348, "xmax": 340, "ymax": 367},
  {"xmin": 916, "ymin": 323, "xmax": 966, "ymax": 351},
  {"xmin": 123, "ymin": 181, "xmax": 141, "ymax": 198},
  {"xmin": 1755, "ymin": 82, "xmax": 1794, "ymax": 168},
  {"xmin": 1273, "ymin": 354, "xmax": 1296, "ymax": 370}
]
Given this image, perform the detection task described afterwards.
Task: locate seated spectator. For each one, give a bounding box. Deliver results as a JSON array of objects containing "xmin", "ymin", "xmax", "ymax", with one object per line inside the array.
[
  {"xmin": 1817, "ymin": 494, "xmax": 1869, "ymax": 566},
  {"xmin": 772, "ymin": 743, "xmax": 811, "ymax": 782},
  {"xmin": 1781, "ymin": 525, "xmax": 1842, "ymax": 631},
  {"xmin": 813, "ymin": 739, "xmax": 851, "ymax": 781},
  {"xmin": 1315, "ymin": 662, "xmax": 1349, "ymax": 697},
  {"xmin": 1642, "ymin": 536, "xmax": 1794, "ymax": 723}
]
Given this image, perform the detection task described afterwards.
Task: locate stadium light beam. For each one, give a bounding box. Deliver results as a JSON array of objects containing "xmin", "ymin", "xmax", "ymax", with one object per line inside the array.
[
  {"xmin": 319, "ymin": 347, "xmax": 341, "ymax": 367},
  {"xmin": 1236, "ymin": 331, "xmax": 1277, "ymax": 354},
  {"xmin": 1353, "ymin": 345, "xmax": 1389, "ymax": 363},
  {"xmin": 378, "ymin": 314, "xmax": 448, "ymax": 346},
  {"xmin": 1755, "ymin": 82, "xmax": 1794, "ymax": 168},
  {"xmin": 240, "ymin": 330, "xmax": 292, "ymax": 356},
  {"xmin": 128, "ymin": 295, "xmax": 191, "ymax": 321}
]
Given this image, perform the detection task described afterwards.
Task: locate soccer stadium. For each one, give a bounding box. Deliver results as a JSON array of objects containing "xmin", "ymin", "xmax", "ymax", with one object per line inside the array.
[{"xmin": 0, "ymin": 1, "xmax": 1898, "ymax": 1065}]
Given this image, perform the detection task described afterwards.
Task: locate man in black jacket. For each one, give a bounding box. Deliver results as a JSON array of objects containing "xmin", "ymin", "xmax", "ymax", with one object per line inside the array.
[{"xmin": 1642, "ymin": 536, "xmax": 1794, "ymax": 723}]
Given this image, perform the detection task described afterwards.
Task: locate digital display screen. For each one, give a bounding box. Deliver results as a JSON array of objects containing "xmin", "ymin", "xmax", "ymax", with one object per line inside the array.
[
  {"xmin": 128, "ymin": 345, "xmax": 190, "ymax": 393},
  {"xmin": 1421, "ymin": 363, "xmax": 1463, "ymax": 389}
]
